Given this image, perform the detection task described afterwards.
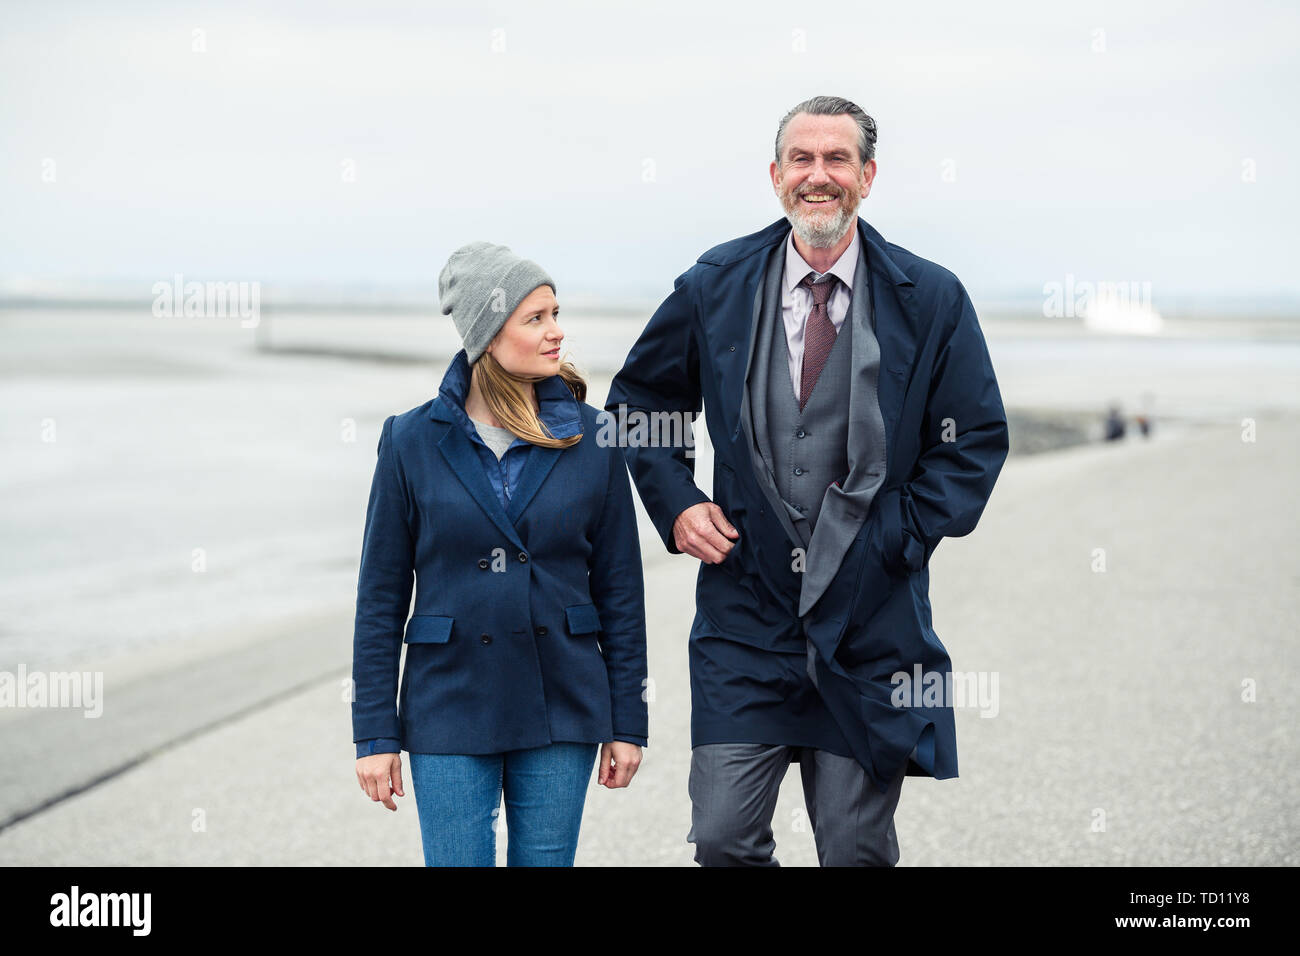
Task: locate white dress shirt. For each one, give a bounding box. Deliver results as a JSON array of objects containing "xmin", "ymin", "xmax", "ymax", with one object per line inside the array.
[{"xmin": 781, "ymin": 226, "xmax": 858, "ymax": 401}]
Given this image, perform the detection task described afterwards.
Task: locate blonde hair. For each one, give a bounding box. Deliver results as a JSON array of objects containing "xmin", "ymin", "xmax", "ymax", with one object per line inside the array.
[{"xmin": 470, "ymin": 351, "xmax": 585, "ymax": 449}]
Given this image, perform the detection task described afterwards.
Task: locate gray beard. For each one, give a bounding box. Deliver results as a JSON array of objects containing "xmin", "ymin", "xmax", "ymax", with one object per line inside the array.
[{"xmin": 785, "ymin": 199, "xmax": 859, "ymax": 248}]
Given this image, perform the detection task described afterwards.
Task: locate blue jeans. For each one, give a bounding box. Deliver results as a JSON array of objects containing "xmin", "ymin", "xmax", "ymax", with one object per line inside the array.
[{"xmin": 408, "ymin": 742, "xmax": 598, "ymax": 866}]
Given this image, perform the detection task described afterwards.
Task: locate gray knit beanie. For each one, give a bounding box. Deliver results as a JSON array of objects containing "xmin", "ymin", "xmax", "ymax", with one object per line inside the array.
[{"xmin": 437, "ymin": 241, "xmax": 556, "ymax": 365}]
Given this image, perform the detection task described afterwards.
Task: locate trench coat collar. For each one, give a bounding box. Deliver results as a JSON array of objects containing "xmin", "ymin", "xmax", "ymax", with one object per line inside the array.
[
  {"xmin": 427, "ymin": 348, "xmax": 584, "ymax": 548},
  {"xmin": 700, "ymin": 215, "xmax": 916, "ymax": 293},
  {"xmin": 704, "ymin": 216, "xmax": 920, "ymax": 451},
  {"xmin": 717, "ymin": 215, "xmax": 921, "ymax": 451}
]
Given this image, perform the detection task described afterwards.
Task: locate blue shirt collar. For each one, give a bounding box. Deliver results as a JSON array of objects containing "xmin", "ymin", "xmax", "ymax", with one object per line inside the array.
[{"xmin": 435, "ymin": 348, "xmax": 583, "ymax": 443}]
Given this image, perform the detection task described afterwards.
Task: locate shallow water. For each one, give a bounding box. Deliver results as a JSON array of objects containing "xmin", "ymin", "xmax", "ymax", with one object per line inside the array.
[{"xmin": 2, "ymin": 307, "xmax": 1296, "ymax": 671}]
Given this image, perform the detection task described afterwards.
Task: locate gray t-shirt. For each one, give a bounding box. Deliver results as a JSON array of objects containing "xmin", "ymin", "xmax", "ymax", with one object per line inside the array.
[{"xmin": 469, "ymin": 416, "xmax": 519, "ymax": 460}]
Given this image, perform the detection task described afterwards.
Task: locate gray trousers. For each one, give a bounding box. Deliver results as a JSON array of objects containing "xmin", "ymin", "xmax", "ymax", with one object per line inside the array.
[{"xmin": 686, "ymin": 742, "xmax": 907, "ymax": 867}]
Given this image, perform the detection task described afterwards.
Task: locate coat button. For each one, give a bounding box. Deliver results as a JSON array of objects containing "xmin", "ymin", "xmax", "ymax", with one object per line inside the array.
[
  {"xmin": 535, "ymin": 625, "xmax": 548, "ymax": 637},
  {"xmin": 796, "ymin": 428, "xmax": 806, "ymax": 438},
  {"xmin": 480, "ymin": 633, "xmax": 492, "ymax": 645},
  {"xmin": 477, "ymin": 558, "xmax": 489, "ymax": 570},
  {"xmin": 517, "ymin": 551, "xmax": 528, "ymax": 563},
  {"xmin": 794, "ymin": 467, "xmax": 804, "ymax": 476}
]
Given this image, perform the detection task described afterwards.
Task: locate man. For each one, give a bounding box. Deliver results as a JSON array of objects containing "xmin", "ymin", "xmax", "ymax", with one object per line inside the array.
[{"xmin": 606, "ymin": 95, "xmax": 1008, "ymax": 866}]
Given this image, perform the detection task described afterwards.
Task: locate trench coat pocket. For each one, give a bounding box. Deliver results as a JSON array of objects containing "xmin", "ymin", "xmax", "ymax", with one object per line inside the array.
[
  {"xmin": 878, "ymin": 484, "xmax": 926, "ymax": 574},
  {"xmin": 404, "ymin": 614, "xmax": 454, "ymax": 644},
  {"xmin": 877, "ymin": 485, "xmax": 910, "ymax": 575},
  {"xmin": 564, "ymin": 604, "xmax": 602, "ymax": 635}
]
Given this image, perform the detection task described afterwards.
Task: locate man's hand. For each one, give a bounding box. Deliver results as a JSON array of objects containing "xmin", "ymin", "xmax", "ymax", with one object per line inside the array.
[
  {"xmin": 673, "ymin": 501, "xmax": 739, "ymax": 563},
  {"xmin": 356, "ymin": 753, "xmax": 404, "ymax": 811}
]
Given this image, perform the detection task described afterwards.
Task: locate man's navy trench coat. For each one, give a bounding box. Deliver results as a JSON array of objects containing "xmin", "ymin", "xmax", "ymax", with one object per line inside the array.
[{"xmin": 605, "ymin": 215, "xmax": 1008, "ymax": 792}]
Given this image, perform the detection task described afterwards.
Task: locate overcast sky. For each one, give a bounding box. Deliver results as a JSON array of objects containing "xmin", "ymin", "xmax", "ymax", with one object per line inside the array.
[{"xmin": 2, "ymin": 0, "xmax": 1296, "ymax": 306}]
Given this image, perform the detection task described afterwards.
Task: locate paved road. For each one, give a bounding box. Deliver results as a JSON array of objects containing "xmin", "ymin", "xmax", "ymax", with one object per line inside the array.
[{"xmin": 1, "ymin": 415, "xmax": 1296, "ymax": 865}]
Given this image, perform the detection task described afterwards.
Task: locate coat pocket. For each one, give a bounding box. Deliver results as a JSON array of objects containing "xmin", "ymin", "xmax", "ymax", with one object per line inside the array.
[
  {"xmin": 404, "ymin": 614, "xmax": 454, "ymax": 644},
  {"xmin": 563, "ymin": 603, "xmax": 602, "ymax": 636},
  {"xmin": 877, "ymin": 484, "xmax": 926, "ymax": 574},
  {"xmin": 709, "ymin": 461, "xmax": 747, "ymax": 572}
]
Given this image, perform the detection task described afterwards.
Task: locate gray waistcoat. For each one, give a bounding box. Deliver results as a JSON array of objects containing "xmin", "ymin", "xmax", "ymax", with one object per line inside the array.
[
  {"xmin": 742, "ymin": 236, "xmax": 888, "ymax": 617},
  {"xmin": 760, "ymin": 279, "xmax": 853, "ymax": 544}
]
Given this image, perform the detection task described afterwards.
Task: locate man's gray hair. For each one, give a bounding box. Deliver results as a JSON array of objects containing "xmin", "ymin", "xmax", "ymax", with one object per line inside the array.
[{"xmin": 774, "ymin": 95, "xmax": 877, "ymax": 166}]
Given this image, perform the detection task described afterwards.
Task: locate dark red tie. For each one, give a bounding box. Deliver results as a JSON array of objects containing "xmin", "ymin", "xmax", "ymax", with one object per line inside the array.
[{"xmin": 799, "ymin": 273, "xmax": 839, "ymax": 411}]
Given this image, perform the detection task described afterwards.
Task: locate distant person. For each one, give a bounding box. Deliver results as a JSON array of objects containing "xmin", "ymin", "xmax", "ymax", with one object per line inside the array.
[
  {"xmin": 607, "ymin": 95, "xmax": 1009, "ymax": 866},
  {"xmin": 352, "ymin": 242, "xmax": 648, "ymax": 866},
  {"xmin": 1136, "ymin": 390, "xmax": 1155, "ymax": 438},
  {"xmin": 1105, "ymin": 404, "xmax": 1126, "ymax": 441}
]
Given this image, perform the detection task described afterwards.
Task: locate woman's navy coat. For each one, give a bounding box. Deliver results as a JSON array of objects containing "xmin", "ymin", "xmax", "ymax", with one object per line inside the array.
[
  {"xmin": 351, "ymin": 349, "xmax": 649, "ymax": 758},
  {"xmin": 605, "ymin": 216, "xmax": 1008, "ymax": 792}
]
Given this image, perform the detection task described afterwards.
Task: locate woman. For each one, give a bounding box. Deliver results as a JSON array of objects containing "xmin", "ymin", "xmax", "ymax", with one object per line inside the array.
[{"xmin": 352, "ymin": 241, "xmax": 648, "ymax": 866}]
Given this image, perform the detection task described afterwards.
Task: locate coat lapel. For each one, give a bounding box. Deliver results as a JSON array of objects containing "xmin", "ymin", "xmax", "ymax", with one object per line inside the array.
[
  {"xmin": 715, "ymin": 260, "xmax": 773, "ymax": 445},
  {"xmin": 739, "ymin": 240, "xmax": 806, "ymax": 549},
  {"xmin": 506, "ymin": 444, "xmax": 563, "ymax": 523},
  {"xmin": 797, "ymin": 235, "xmax": 883, "ymax": 615},
  {"xmin": 718, "ymin": 216, "xmax": 923, "ymax": 618},
  {"xmin": 730, "ymin": 217, "xmax": 919, "ymax": 453},
  {"xmin": 862, "ymin": 231, "xmax": 919, "ymax": 457},
  {"xmin": 738, "ymin": 244, "xmax": 777, "ymax": 452},
  {"xmin": 507, "ymin": 374, "xmax": 583, "ymax": 522},
  {"xmin": 433, "ymin": 412, "xmax": 526, "ymax": 550},
  {"xmin": 428, "ymin": 349, "xmax": 583, "ymax": 543}
]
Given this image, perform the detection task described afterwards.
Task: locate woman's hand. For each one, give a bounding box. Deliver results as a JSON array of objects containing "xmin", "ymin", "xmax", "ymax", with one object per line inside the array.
[
  {"xmin": 356, "ymin": 753, "xmax": 405, "ymax": 810},
  {"xmin": 597, "ymin": 741, "xmax": 642, "ymax": 789}
]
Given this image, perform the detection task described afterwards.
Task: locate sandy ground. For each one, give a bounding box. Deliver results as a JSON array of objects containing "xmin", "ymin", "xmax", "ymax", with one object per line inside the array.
[{"xmin": 1, "ymin": 412, "xmax": 1295, "ymax": 866}]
